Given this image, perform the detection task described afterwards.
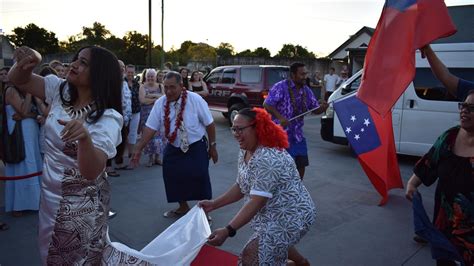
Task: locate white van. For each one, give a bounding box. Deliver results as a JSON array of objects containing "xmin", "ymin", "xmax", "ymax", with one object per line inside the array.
[{"xmin": 320, "ymin": 43, "xmax": 474, "ymax": 157}]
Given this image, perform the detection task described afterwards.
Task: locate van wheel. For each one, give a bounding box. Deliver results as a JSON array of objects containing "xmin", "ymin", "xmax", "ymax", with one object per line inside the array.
[
  {"xmin": 222, "ymin": 112, "xmax": 229, "ymax": 118},
  {"xmin": 228, "ymin": 103, "xmax": 246, "ymax": 126}
]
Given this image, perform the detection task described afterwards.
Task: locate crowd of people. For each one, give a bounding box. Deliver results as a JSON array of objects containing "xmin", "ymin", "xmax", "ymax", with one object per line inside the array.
[{"xmin": 0, "ymin": 42, "xmax": 472, "ymax": 265}]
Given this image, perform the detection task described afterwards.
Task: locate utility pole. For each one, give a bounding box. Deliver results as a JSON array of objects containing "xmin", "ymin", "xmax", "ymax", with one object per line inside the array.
[
  {"xmin": 161, "ymin": 0, "xmax": 165, "ymax": 69},
  {"xmin": 148, "ymin": 0, "xmax": 152, "ymax": 68}
]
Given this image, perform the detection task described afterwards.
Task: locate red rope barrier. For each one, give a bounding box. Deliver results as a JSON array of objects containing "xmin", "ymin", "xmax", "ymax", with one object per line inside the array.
[{"xmin": 0, "ymin": 171, "xmax": 42, "ymax": 181}]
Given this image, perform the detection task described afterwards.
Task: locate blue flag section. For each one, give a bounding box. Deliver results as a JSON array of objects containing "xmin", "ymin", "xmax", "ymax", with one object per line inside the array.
[
  {"xmin": 386, "ymin": 0, "xmax": 416, "ymax": 11},
  {"xmin": 333, "ymin": 95, "xmax": 381, "ymax": 155},
  {"xmin": 412, "ymin": 192, "xmax": 464, "ymax": 265}
]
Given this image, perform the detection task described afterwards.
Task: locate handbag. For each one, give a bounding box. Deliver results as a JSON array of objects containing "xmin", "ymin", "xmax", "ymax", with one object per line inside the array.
[{"xmin": 3, "ymin": 119, "xmax": 25, "ymax": 164}]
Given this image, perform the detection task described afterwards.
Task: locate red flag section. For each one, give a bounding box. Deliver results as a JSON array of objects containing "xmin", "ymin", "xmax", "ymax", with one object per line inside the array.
[
  {"xmin": 334, "ymin": 94, "xmax": 403, "ymax": 205},
  {"xmin": 357, "ymin": 0, "xmax": 456, "ymax": 116},
  {"xmin": 358, "ymin": 108, "xmax": 403, "ymax": 205},
  {"xmin": 191, "ymin": 245, "xmax": 239, "ymax": 266}
]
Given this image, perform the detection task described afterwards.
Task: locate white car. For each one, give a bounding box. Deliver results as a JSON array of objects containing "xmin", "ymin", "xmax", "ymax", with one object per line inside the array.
[{"xmin": 320, "ymin": 42, "xmax": 474, "ymax": 156}]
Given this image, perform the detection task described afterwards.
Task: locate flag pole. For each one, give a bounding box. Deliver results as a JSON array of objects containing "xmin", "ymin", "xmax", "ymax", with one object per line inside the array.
[{"xmin": 287, "ymin": 103, "xmax": 331, "ymax": 122}]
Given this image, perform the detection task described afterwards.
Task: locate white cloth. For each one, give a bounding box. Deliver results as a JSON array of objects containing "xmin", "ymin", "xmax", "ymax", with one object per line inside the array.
[
  {"xmin": 39, "ymin": 75, "xmax": 123, "ymax": 264},
  {"xmin": 324, "ymin": 74, "xmax": 339, "ymax": 92},
  {"xmin": 128, "ymin": 112, "xmax": 141, "ymax": 144},
  {"xmin": 106, "ymin": 206, "xmax": 211, "ymax": 266},
  {"xmin": 146, "ymin": 91, "xmax": 213, "ymax": 148}
]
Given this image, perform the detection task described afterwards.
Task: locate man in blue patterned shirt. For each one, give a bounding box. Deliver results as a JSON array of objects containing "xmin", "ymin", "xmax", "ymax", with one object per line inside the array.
[{"xmin": 264, "ymin": 62, "xmax": 328, "ymax": 179}]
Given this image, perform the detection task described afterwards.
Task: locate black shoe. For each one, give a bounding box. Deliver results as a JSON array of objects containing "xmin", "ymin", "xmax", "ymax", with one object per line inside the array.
[{"xmin": 413, "ymin": 234, "xmax": 428, "ymax": 244}]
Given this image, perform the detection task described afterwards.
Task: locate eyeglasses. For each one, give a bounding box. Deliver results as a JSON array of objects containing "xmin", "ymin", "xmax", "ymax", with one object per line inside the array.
[
  {"xmin": 231, "ymin": 123, "xmax": 255, "ymax": 135},
  {"xmin": 458, "ymin": 102, "xmax": 474, "ymax": 113}
]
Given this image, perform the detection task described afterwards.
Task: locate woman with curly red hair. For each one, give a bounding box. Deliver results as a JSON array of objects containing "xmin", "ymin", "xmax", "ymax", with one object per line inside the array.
[{"xmin": 199, "ymin": 107, "xmax": 315, "ymax": 265}]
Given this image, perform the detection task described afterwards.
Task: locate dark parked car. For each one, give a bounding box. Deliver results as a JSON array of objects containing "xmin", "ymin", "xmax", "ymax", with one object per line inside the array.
[{"xmin": 204, "ymin": 65, "xmax": 289, "ymax": 125}]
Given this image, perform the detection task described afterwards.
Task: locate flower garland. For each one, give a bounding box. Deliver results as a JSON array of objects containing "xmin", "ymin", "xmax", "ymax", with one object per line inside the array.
[
  {"xmin": 287, "ymin": 80, "xmax": 307, "ymax": 120},
  {"xmin": 164, "ymin": 90, "xmax": 188, "ymax": 144}
]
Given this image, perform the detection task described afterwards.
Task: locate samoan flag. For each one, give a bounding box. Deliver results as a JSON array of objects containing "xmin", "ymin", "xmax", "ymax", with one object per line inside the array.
[
  {"xmin": 357, "ymin": 0, "xmax": 456, "ymax": 116},
  {"xmin": 412, "ymin": 192, "xmax": 464, "ymax": 265},
  {"xmin": 334, "ymin": 94, "xmax": 403, "ymax": 205}
]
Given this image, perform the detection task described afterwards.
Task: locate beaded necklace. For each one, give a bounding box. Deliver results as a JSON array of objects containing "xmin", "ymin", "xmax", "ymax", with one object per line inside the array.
[
  {"xmin": 62, "ymin": 102, "xmax": 94, "ymax": 120},
  {"xmin": 164, "ymin": 90, "xmax": 188, "ymax": 143},
  {"xmin": 287, "ymin": 79, "xmax": 307, "ymax": 120}
]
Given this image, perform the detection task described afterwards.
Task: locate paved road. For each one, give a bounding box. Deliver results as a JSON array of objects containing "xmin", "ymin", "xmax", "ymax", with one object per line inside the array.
[{"xmin": 0, "ymin": 112, "xmax": 435, "ymax": 265}]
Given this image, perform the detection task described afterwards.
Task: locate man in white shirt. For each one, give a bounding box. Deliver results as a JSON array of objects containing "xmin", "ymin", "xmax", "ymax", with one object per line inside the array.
[
  {"xmin": 323, "ymin": 67, "xmax": 339, "ymax": 101},
  {"xmin": 132, "ymin": 71, "xmax": 218, "ymax": 218},
  {"xmin": 336, "ymin": 70, "xmax": 349, "ymax": 88}
]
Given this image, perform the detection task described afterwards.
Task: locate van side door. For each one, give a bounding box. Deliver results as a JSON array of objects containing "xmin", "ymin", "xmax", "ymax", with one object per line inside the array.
[{"xmin": 397, "ymin": 68, "xmax": 463, "ymax": 156}]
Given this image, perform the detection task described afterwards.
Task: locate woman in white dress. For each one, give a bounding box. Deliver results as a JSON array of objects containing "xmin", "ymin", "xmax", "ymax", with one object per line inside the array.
[{"xmin": 7, "ymin": 46, "xmax": 141, "ymax": 264}]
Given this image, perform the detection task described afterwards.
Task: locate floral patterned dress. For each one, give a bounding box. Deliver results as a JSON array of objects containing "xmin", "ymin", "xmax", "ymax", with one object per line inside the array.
[
  {"xmin": 414, "ymin": 126, "xmax": 474, "ymax": 264},
  {"xmin": 140, "ymin": 84, "xmax": 163, "ymax": 157},
  {"xmin": 236, "ymin": 146, "xmax": 316, "ymax": 265},
  {"xmin": 38, "ymin": 75, "xmax": 152, "ymax": 265}
]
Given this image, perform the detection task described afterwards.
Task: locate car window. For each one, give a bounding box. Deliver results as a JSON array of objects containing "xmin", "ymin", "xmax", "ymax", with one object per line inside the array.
[
  {"xmin": 222, "ymin": 69, "xmax": 237, "ymax": 84},
  {"xmin": 414, "ymin": 68, "xmax": 473, "ymax": 101},
  {"xmin": 206, "ymin": 69, "xmax": 223, "ymax": 84},
  {"xmin": 341, "ymin": 74, "xmax": 361, "ymax": 95},
  {"xmin": 240, "ymin": 68, "xmax": 261, "ymax": 83},
  {"xmin": 266, "ymin": 68, "xmax": 289, "ymax": 86}
]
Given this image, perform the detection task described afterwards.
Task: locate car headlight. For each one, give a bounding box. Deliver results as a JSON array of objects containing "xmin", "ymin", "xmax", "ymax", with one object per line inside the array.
[{"xmin": 325, "ymin": 103, "xmax": 334, "ymax": 118}]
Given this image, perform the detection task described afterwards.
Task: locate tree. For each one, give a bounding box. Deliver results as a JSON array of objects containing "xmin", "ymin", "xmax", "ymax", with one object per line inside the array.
[
  {"xmin": 176, "ymin": 40, "xmax": 196, "ymax": 65},
  {"xmin": 236, "ymin": 49, "xmax": 254, "ymax": 57},
  {"xmin": 103, "ymin": 36, "xmax": 127, "ymax": 60},
  {"xmin": 276, "ymin": 44, "xmax": 315, "ymax": 59},
  {"xmin": 215, "ymin": 42, "xmax": 235, "ymax": 58},
  {"xmin": 187, "ymin": 43, "xmax": 217, "ymax": 61},
  {"xmin": 147, "ymin": 45, "xmax": 164, "ymax": 67},
  {"xmin": 123, "ymin": 31, "xmax": 149, "ymax": 65},
  {"xmin": 81, "ymin": 22, "xmax": 111, "ymax": 46},
  {"xmin": 8, "ymin": 23, "xmax": 60, "ymax": 54},
  {"xmin": 253, "ymin": 47, "xmax": 271, "ymax": 58}
]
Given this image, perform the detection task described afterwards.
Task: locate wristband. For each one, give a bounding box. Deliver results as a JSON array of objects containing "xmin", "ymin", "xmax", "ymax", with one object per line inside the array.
[{"xmin": 225, "ymin": 224, "xmax": 236, "ymax": 237}]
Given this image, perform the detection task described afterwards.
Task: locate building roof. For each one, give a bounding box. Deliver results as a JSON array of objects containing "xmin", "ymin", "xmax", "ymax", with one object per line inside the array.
[
  {"xmin": 328, "ymin": 26, "xmax": 374, "ymax": 60},
  {"xmin": 327, "ymin": 5, "xmax": 473, "ymax": 60}
]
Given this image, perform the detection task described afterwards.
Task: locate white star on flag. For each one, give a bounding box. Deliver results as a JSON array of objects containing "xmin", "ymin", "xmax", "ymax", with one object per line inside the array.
[
  {"xmin": 364, "ymin": 118, "xmax": 371, "ymax": 127},
  {"xmin": 354, "ymin": 134, "xmax": 360, "ymax": 140},
  {"xmin": 350, "ymin": 115, "xmax": 356, "ymax": 122},
  {"xmin": 361, "ymin": 128, "xmax": 365, "ymax": 132},
  {"xmin": 345, "ymin": 127, "xmax": 352, "ymax": 134}
]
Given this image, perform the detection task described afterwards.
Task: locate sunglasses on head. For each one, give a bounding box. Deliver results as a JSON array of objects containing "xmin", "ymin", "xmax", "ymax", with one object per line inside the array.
[{"xmin": 458, "ymin": 102, "xmax": 474, "ymax": 113}]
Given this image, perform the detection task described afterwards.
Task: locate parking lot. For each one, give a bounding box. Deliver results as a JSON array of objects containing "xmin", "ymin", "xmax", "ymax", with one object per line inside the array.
[{"xmin": 0, "ymin": 111, "xmax": 436, "ymax": 265}]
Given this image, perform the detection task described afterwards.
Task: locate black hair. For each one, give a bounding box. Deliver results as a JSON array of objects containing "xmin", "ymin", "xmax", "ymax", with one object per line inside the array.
[
  {"xmin": 60, "ymin": 46, "xmax": 122, "ymax": 123},
  {"xmin": 290, "ymin": 62, "xmax": 305, "ymax": 75},
  {"xmin": 189, "ymin": 70, "xmax": 201, "ymax": 82},
  {"xmin": 330, "ymin": 67, "xmax": 335, "ymax": 71},
  {"xmin": 238, "ymin": 107, "xmax": 256, "ymax": 121},
  {"xmin": 164, "ymin": 71, "xmax": 183, "ymax": 84},
  {"xmin": 0, "ymin": 67, "xmax": 10, "ymax": 72},
  {"xmin": 39, "ymin": 66, "xmax": 58, "ymax": 77}
]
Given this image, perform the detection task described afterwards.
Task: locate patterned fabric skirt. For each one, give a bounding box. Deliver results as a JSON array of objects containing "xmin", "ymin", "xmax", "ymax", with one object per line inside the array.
[
  {"xmin": 162, "ymin": 138, "xmax": 212, "ymax": 202},
  {"xmin": 140, "ymin": 104, "xmax": 161, "ymax": 156}
]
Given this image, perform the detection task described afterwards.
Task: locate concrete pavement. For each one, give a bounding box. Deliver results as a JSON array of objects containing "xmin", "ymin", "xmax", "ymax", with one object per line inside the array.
[{"xmin": 0, "ymin": 112, "xmax": 435, "ymax": 265}]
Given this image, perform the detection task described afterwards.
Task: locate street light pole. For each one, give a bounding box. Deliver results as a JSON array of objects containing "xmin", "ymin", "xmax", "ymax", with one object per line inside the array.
[
  {"xmin": 148, "ymin": 0, "xmax": 152, "ymax": 68},
  {"xmin": 161, "ymin": 0, "xmax": 165, "ymax": 69}
]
